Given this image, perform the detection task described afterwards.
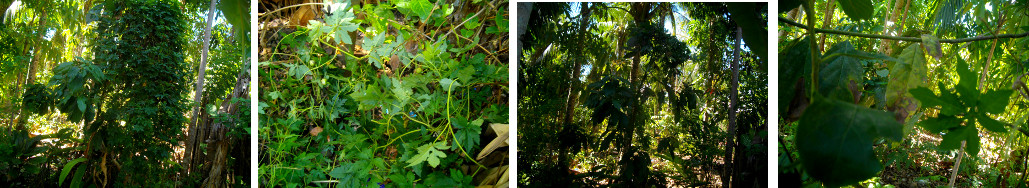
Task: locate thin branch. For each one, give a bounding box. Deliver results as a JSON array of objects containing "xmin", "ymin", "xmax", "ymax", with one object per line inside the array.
[{"xmin": 779, "ymin": 17, "xmax": 1029, "ymax": 43}]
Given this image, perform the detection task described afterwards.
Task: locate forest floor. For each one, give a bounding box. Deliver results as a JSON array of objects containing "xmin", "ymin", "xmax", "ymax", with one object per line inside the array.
[{"xmin": 878, "ymin": 129, "xmax": 1015, "ymax": 187}]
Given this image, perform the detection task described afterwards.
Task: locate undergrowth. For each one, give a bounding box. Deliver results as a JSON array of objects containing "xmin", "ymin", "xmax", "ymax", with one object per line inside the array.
[{"xmin": 258, "ymin": 0, "xmax": 509, "ymax": 187}]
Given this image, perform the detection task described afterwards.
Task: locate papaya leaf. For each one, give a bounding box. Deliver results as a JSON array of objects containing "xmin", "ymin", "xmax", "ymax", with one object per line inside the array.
[
  {"xmin": 954, "ymin": 59, "xmax": 979, "ymax": 102},
  {"xmin": 796, "ymin": 97, "xmax": 902, "ymax": 187},
  {"xmin": 976, "ymin": 113, "xmax": 1007, "ymax": 133},
  {"xmin": 918, "ymin": 114, "xmax": 960, "ymax": 133},
  {"xmin": 979, "ymin": 89, "xmax": 1013, "ymax": 114}
]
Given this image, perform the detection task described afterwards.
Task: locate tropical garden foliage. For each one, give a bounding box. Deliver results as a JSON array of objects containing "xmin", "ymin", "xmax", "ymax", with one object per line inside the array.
[
  {"xmin": 0, "ymin": 0, "xmax": 251, "ymax": 187},
  {"xmin": 517, "ymin": 2, "xmax": 768, "ymax": 187},
  {"xmin": 257, "ymin": 0, "xmax": 509, "ymax": 187},
  {"xmin": 778, "ymin": 0, "xmax": 1029, "ymax": 187}
]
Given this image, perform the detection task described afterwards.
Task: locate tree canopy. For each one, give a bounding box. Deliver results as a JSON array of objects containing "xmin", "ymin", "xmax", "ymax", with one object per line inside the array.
[{"xmin": 518, "ymin": 2, "xmax": 768, "ymax": 187}]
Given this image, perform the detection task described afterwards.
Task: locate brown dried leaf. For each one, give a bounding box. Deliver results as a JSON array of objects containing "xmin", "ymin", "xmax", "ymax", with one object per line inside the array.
[{"xmin": 309, "ymin": 126, "xmax": 323, "ymax": 136}]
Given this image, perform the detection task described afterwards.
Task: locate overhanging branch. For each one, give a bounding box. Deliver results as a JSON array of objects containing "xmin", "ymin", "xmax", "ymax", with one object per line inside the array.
[{"xmin": 779, "ymin": 17, "xmax": 1029, "ymax": 43}]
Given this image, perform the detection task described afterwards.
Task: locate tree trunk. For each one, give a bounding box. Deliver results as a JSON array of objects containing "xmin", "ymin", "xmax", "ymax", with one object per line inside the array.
[
  {"xmin": 722, "ymin": 25, "xmax": 742, "ymax": 188},
  {"xmin": 878, "ymin": 0, "xmax": 906, "ymax": 54},
  {"xmin": 202, "ymin": 60, "xmax": 250, "ymax": 188},
  {"xmin": 185, "ymin": 0, "xmax": 220, "ymax": 178},
  {"xmin": 562, "ymin": 2, "xmax": 589, "ymax": 126},
  {"xmin": 15, "ymin": 10, "xmax": 48, "ymax": 130},
  {"xmin": 818, "ymin": 0, "xmax": 836, "ymax": 52},
  {"xmin": 516, "ymin": 2, "xmax": 533, "ymax": 58}
]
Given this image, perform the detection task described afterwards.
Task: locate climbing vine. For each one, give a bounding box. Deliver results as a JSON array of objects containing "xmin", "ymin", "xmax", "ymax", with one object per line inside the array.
[{"xmin": 258, "ymin": 0, "xmax": 509, "ymax": 187}]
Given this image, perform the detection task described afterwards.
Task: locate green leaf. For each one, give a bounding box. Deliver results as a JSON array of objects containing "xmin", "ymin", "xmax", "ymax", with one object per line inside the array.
[
  {"xmin": 410, "ymin": 0, "xmax": 433, "ymax": 21},
  {"xmin": 796, "ymin": 97, "xmax": 902, "ymax": 187},
  {"xmin": 439, "ymin": 78, "xmax": 461, "ymax": 91},
  {"xmin": 887, "ymin": 45, "xmax": 927, "ymax": 106},
  {"xmin": 392, "ymin": 79, "xmax": 413, "ymax": 103},
  {"xmin": 918, "ymin": 115, "xmax": 960, "ymax": 133},
  {"xmin": 60, "ymin": 158, "xmax": 87, "ymax": 186},
  {"xmin": 217, "ymin": 0, "xmax": 250, "ymax": 43},
  {"xmin": 325, "ymin": 8, "xmax": 358, "ymax": 44},
  {"xmin": 268, "ymin": 91, "xmax": 280, "ymax": 100},
  {"xmin": 954, "ymin": 59, "xmax": 979, "ymax": 102},
  {"xmin": 76, "ymin": 98, "xmax": 86, "ymax": 112},
  {"xmin": 819, "ymin": 41, "xmax": 865, "ymax": 102},
  {"xmin": 976, "ymin": 113, "xmax": 1007, "ymax": 133},
  {"xmin": 909, "ymin": 86, "xmax": 961, "ymax": 115},
  {"xmin": 406, "ymin": 142, "xmax": 450, "ymax": 168},
  {"xmin": 979, "ymin": 89, "xmax": 1012, "ymax": 114},
  {"xmin": 462, "ymin": 15, "xmax": 481, "ymax": 29},
  {"xmin": 453, "ymin": 117, "xmax": 482, "ymax": 153},
  {"xmin": 837, "ymin": 0, "xmax": 874, "ymax": 21},
  {"xmin": 778, "ymin": 37, "xmax": 814, "ymax": 114},
  {"xmin": 726, "ymin": 3, "xmax": 767, "ymax": 64},
  {"xmin": 939, "ymin": 125, "xmax": 968, "ymax": 150}
]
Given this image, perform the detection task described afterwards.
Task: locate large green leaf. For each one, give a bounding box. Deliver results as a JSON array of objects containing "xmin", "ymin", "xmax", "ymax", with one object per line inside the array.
[
  {"xmin": 909, "ymin": 86, "xmax": 961, "ymax": 115},
  {"xmin": 796, "ymin": 97, "xmax": 902, "ymax": 187},
  {"xmin": 979, "ymin": 89, "xmax": 1013, "ymax": 114},
  {"xmin": 819, "ymin": 41, "xmax": 865, "ymax": 102},
  {"xmin": 727, "ymin": 3, "xmax": 767, "ymax": 65},
  {"xmin": 59, "ymin": 158, "xmax": 87, "ymax": 186},
  {"xmin": 837, "ymin": 0, "xmax": 874, "ymax": 21},
  {"xmin": 779, "ymin": 0, "xmax": 802, "ymax": 13},
  {"xmin": 886, "ymin": 45, "xmax": 927, "ymax": 106},
  {"xmin": 976, "ymin": 113, "xmax": 1007, "ymax": 133},
  {"xmin": 778, "ymin": 37, "xmax": 813, "ymax": 114},
  {"xmin": 918, "ymin": 114, "xmax": 959, "ymax": 133},
  {"xmin": 217, "ymin": 0, "xmax": 250, "ymax": 44},
  {"xmin": 954, "ymin": 59, "xmax": 979, "ymax": 102}
]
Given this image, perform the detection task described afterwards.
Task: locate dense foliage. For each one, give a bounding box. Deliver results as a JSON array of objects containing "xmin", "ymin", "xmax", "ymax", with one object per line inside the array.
[
  {"xmin": 0, "ymin": 0, "xmax": 250, "ymax": 186},
  {"xmin": 257, "ymin": 0, "xmax": 509, "ymax": 187},
  {"xmin": 779, "ymin": 0, "xmax": 1029, "ymax": 187},
  {"xmin": 517, "ymin": 2, "xmax": 768, "ymax": 187}
]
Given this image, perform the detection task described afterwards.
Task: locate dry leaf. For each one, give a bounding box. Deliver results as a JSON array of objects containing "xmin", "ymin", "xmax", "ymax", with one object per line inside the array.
[{"xmin": 309, "ymin": 126, "xmax": 323, "ymax": 136}]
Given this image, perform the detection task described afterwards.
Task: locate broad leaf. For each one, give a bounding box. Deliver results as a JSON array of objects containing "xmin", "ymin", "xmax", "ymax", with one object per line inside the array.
[
  {"xmin": 819, "ymin": 41, "xmax": 865, "ymax": 102},
  {"xmin": 979, "ymin": 89, "xmax": 1012, "ymax": 114},
  {"xmin": 886, "ymin": 45, "xmax": 927, "ymax": 106},
  {"xmin": 837, "ymin": 0, "xmax": 874, "ymax": 21},
  {"xmin": 778, "ymin": 37, "xmax": 813, "ymax": 114},
  {"xmin": 796, "ymin": 97, "xmax": 902, "ymax": 187}
]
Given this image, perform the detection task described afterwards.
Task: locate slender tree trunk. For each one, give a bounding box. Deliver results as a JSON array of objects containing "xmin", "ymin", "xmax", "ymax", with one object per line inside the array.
[
  {"xmin": 818, "ymin": 0, "xmax": 836, "ymax": 52},
  {"xmin": 562, "ymin": 2, "xmax": 589, "ymax": 126},
  {"xmin": 185, "ymin": 0, "xmax": 220, "ymax": 178},
  {"xmin": 879, "ymin": 0, "xmax": 906, "ymax": 54},
  {"xmin": 516, "ymin": 2, "xmax": 533, "ymax": 58},
  {"xmin": 16, "ymin": 10, "xmax": 47, "ymax": 130},
  {"xmin": 722, "ymin": 26, "xmax": 742, "ymax": 188}
]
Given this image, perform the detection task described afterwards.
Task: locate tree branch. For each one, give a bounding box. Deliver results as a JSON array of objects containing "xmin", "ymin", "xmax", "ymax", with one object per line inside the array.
[{"xmin": 779, "ymin": 17, "xmax": 1029, "ymax": 43}]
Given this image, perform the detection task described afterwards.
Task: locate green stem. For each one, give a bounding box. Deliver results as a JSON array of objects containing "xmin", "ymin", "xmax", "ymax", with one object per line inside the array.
[
  {"xmin": 805, "ymin": 0, "xmax": 819, "ymax": 100},
  {"xmin": 779, "ymin": 16, "xmax": 1029, "ymax": 43}
]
